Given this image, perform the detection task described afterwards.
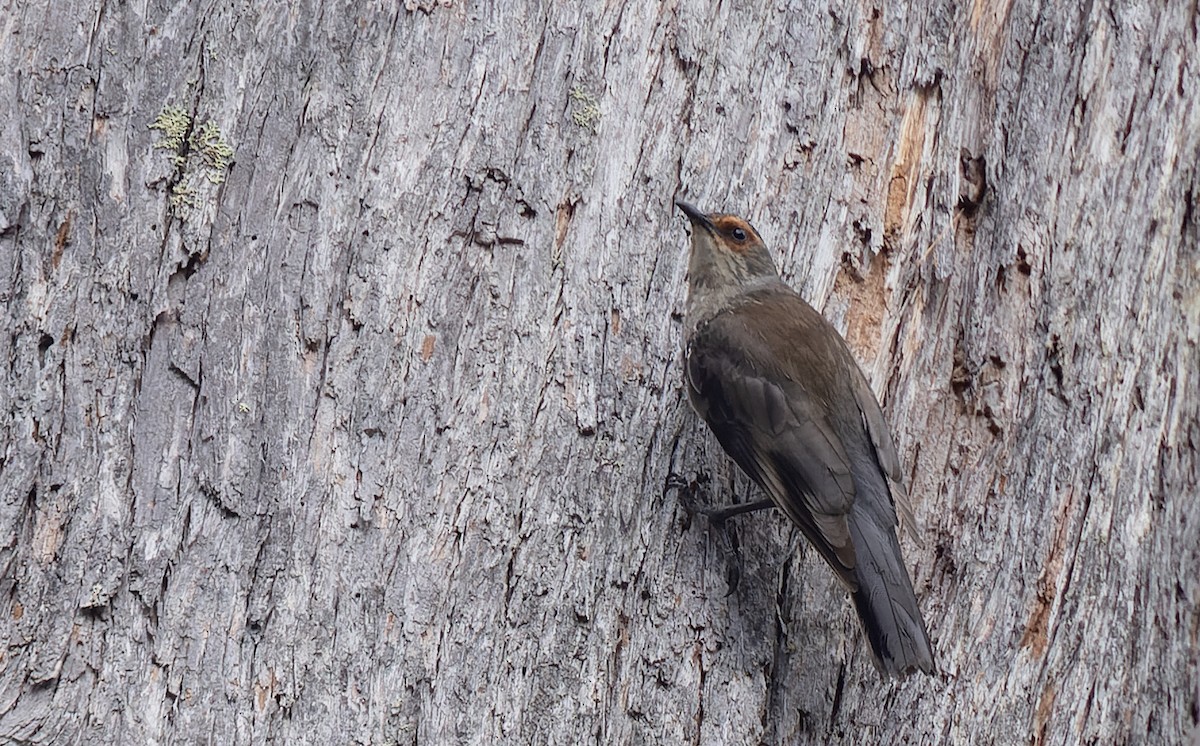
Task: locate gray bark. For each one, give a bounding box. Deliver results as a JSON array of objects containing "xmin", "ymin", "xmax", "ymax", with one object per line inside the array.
[{"xmin": 1, "ymin": 1, "xmax": 1197, "ymax": 744}]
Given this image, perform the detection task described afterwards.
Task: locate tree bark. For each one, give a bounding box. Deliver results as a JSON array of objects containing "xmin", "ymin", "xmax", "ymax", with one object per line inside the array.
[{"xmin": 1, "ymin": 1, "xmax": 1197, "ymax": 744}]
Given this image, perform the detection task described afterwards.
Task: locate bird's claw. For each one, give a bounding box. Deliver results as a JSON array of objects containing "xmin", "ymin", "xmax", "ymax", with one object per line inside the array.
[
  {"xmin": 663, "ymin": 472, "xmax": 693, "ymax": 499},
  {"xmin": 718, "ymin": 524, "xmax": 743, "ymax": 595},
  {"xmin": 664, "ymin": 472, "xmax": 707, "ymax": 519}
]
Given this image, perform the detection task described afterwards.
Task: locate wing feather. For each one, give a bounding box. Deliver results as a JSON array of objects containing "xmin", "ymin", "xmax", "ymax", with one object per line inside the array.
[{"xmin": 687, "ymin": 322, "xmax": 859, "ymax": 581}]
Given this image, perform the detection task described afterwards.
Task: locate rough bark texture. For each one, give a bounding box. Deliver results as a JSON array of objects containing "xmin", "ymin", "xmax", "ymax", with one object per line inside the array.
[{"xmin": 2, "ymin": 1, "xmax": 1198, "ymax": 744}]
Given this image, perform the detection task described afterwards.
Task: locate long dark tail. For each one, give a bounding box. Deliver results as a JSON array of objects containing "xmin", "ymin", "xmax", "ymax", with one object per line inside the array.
[{"xmin": 848, "ymin": 507, "xmax": 935, "ymax": 677}]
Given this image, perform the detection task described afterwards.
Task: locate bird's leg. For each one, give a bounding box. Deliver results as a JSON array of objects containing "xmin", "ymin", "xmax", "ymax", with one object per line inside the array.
[
  {"xmin": 663, "ymin": 473, "xmax": 774, "ymax": 522},
  {"xmin": 692, "ymin": 498, "xmax": 775, "ymax": 523}
]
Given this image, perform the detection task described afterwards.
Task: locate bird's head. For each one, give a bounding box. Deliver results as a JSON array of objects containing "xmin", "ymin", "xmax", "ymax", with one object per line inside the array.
[{"xmin": 675, "ymin": 200, "xmax": 779, "ymax": 292}]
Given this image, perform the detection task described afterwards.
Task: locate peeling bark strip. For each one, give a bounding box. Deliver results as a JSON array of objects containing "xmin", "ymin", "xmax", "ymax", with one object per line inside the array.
[{"xmin": 1, "ymin": 2, "xmax": 1198, "ymax": 745}]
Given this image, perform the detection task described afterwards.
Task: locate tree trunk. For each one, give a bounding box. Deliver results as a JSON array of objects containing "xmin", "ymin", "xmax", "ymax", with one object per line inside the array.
[{"xmin": 2, "ymin": 2, "xmax": 1197, "ymax": 744}]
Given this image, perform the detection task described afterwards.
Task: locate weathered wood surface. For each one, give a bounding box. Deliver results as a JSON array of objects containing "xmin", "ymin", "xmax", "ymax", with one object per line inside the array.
[{"xmin": 1, "ymin": 1, "xmax": 1197, "ymax": 744}]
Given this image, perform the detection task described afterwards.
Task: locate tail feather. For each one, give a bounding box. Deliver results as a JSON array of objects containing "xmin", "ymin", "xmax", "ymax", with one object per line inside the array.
[{"xmin": 848, "ymin": 508, "xmax": 935, "ymax": 677}]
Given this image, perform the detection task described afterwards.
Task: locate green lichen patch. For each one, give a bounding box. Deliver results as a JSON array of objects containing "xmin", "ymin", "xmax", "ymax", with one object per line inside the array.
[
  {"xmin": 169, "ymin": 182, "xmax": 199, "ymax": 211},
  {"xmin": 148, "ymin": 104, "xmax": 235, "ymax": 215},
  {"xmin": 192, "ymin": 120, "xmax": 234, "ymax": 184},
  {"xmin": 149, "ymin": 105, "xmax": 192, "ymax": 167},
  {"xmin": 569, "ymin": 87, "xmax": 601, "ymax": 132}
]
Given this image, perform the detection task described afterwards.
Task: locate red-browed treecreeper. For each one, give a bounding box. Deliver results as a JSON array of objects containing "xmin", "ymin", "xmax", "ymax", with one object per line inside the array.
[{"xmin": 676, "ymin": 199, "xmax": 934, "ymax": 678}]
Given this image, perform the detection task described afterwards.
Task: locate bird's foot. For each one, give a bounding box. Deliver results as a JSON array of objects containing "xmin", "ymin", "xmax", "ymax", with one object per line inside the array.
[{"xmin": 664, "ymin": 472, "xmax": 750, "ymax": 595}]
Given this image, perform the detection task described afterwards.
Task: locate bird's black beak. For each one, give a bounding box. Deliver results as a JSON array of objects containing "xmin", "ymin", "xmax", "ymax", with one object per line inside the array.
[{"xmin": 675, "ymin": 199, "xmax": 715, "ymax": 233}]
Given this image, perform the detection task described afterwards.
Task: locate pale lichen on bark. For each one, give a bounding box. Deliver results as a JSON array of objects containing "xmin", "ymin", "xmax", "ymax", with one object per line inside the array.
[{"xmin": 148, "ymin": 104, "xmax": 234, "ymax": 214}]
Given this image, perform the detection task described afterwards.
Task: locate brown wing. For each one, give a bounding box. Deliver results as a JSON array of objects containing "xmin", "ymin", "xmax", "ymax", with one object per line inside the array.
[
  {"xmin": 686, "ymin": 308, "xmax": 861, "ymax": 585},
  {"xmin": 847, "ymin": 362, "xmax": 920, "ymax": 542}
]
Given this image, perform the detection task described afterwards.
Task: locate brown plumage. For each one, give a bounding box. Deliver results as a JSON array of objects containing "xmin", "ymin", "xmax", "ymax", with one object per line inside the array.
[{"xmin": 677, "ymin": 199, "xmax": 934, "ymax": 677}]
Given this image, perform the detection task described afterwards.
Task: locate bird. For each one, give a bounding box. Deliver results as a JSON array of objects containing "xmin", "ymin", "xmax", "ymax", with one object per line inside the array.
[{"xmin": 675, "ymin": 198, "xmax": 935, "ymax": 678}]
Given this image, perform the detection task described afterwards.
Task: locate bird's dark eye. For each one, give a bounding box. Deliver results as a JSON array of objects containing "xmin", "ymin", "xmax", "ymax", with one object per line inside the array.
[{"xmin": 731, "ymin": 227, "xmax": 747, "ymax": 242}]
